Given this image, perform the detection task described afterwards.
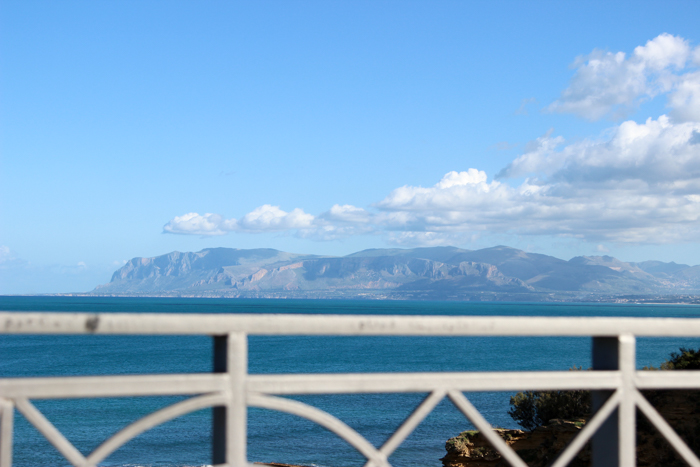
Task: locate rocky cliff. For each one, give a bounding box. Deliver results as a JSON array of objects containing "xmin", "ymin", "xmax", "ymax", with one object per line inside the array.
[{"xmin": 442, "ymin": 390, "xmax": 700, "ymax": 467}]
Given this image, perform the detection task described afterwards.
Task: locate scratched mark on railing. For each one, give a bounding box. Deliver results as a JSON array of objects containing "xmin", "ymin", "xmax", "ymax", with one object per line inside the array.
[{"xmin": 2, "ymin": 312, "xmax": 700, "ymax": 467}]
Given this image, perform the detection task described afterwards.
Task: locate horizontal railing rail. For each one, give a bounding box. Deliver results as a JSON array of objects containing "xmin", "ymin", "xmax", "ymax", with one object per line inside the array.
[
  {"xmin": 0, "ymin": 312, "xmax": 699, "ymax": 467},
  {"xmin": 4, "ymin": 312, "xmax": 700, "ymax": 335}
]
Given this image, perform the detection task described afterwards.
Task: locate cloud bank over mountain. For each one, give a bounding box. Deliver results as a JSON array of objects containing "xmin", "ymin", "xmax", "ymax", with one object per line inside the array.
[{"xmin": 164, "ymin": 34, "xmax": 700, "ymax": 247}]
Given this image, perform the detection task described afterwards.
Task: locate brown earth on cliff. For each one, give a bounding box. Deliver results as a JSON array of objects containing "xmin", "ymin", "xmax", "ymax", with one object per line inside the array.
[
  {"xmin": 442, "ymin": 420, "xmax": 589, "ymax": 467},
  {"xmin": 442, "ymin": 390, "xmax": 700, "ymax": 467}
]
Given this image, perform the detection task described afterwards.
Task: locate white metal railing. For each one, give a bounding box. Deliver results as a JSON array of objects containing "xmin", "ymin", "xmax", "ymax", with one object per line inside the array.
[{"xmin": 1, "ymin": 312, "xmax": 700, "ymax": 467}]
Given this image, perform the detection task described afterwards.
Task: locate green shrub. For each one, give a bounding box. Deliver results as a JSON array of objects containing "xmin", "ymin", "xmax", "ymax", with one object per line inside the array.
[
  {"xmin": 508, "ymin": 389, "xmax": 590, "ymax": 431},
  {"xmin": 661, "ymin": 347, "xmax": 700, "ymax": 370},
  {"xmin": 508, "ymin": 348, "xmax": 700, "ymax": 431}
]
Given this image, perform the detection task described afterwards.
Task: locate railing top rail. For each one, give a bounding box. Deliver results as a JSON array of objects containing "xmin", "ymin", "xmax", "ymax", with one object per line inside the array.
[{"xmin": 2, "ymin": 312, "xmax": 700, "ymax": 336}]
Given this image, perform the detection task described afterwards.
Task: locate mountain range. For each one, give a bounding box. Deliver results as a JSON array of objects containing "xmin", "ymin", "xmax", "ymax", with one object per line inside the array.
[{"xmin": 90, "ymin": 246, "xmax": 700, "ymax": 301}]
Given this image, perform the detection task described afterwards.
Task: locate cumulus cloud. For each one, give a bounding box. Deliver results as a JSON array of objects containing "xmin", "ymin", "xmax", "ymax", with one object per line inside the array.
[
  {"xmin": 163, "ymin": 206, "xmax": 314, "ymax": 236},
  {"xmin": 668, "ymin": 71, "xmax": 700, "ymax": 122},
  {"xmin": 163, "ymin": 34, "xmax": 700, "ymax": 247},
  {"xmin": 634, "ymin": 33, "xmax": 690, "ymax": 70},
  {"xmin": 436, "ymin": 169, "xmax": 488, "ymax": 188},
  {"xmin": 501, "ymin": 116, "xmax": 700, "ymax": 185},
  {"xmin": 322, "ymin": 204, "xmax": 371, "ymax": 223},
  {"xmin": 496, "ymin": 129, "xmax": 565, "ymax": 178},
  {"xmin": 376, "ymin": 170, "xmax": 501, "ymax": 214},
  {"xmin": 237, "ymin": 205, "xmax": 314, "ymax": 232},
  {"xmin": 163, "ymin": 212, "xmax": 236, "ymax": 236},
  {"xmin": 294, "ymin": 205, "xmax": 376, "ymax": 240},
  {"xmin": 373, "ymin": 116, "xmax": 700, "ymax": 243},
  {"xmin": 164, "ymin": 113, "xmax": 700, "ymax": 244},
  {"xmin": 548, "ymin": 33, "xmax": 699, "ymax": 121}
]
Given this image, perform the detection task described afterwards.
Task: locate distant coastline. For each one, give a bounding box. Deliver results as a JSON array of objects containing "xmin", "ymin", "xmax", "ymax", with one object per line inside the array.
[{"xmin": 35, "ymin": 292, "xmax": 700, "ymax": 305}]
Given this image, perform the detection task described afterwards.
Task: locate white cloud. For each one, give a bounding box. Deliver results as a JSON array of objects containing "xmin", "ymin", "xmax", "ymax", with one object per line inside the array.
[
  {"xmin": 320, "ymin": 204, "xmax": 371, "ymax": 223},
  {"xmin": 293, "ymin": 205, "xmax": 376, "ymax": 240},
  {"xmin": 237, "ymin": 205, "xmax": 314, "ymax": 232},
  {"xmin": 496, "ymin": 129, "xmax": 565, "ymax": 178},
  {"xmin": 668, "ymin": 71, "xmax": 700, "ymax": 122},
  {"xmin": 164, "ymin": 117, "xmax": 700, "ymax": 244},
  {"xmin": 162, "ymin": 35, "xmax": 700, "ymax": 248},
  {"xmin": 376, "ymin": 170, "xmax": 499, "ymax": 213},
  {"xmin": 435, "ymin": 169, "xmax": 488, "ymax": 188},
  {"xmin": 163, "ymin": 205, "xmax": 314, "ymax": 236},
  {"xmin": 164, "ymin": 114, "xmax": 700, "ymax": 245},
  {"xmin": 501, "ymin": 116, "xmax": 700, "ymax": 185},
  {"xmin": 163, "ymin": 212, "xmax": 235, "ymax": 236},
  {"xmin": 373, "ymin": 116, "xmax": 700, "ymax": 244},
  {"xmin": 548, "ymin": 33, "xmax": 696, "ymax": 121},
  {"xmin": 633, "ymin": 33, "xmax": 690, "ymax": 70}
]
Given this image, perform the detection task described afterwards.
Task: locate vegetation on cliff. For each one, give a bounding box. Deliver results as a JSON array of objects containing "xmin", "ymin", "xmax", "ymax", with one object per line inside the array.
[
  {"xmin": 443, "ymin": 348, "xmax": 700, "ymax": 467},
  {"xmin": 656, "ymin": 347, "xmax": 700, "ymax": 370},
  {"xmin": 508, "ymin": 368, "xmax": 590, "ymax": 431}
]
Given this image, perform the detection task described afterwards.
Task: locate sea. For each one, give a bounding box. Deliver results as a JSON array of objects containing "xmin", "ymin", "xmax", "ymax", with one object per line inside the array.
[{"xmin": 1, "ymin": 296, "xmax": 700, "ymax": 467}]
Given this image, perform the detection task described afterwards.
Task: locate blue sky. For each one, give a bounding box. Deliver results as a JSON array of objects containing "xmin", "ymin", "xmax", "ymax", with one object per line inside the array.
[{"xmin": 2, "ymin": 1, "xmax": 700, "ymax": 293}]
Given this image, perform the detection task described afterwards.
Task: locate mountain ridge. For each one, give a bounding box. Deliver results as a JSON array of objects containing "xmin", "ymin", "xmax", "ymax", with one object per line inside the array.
[{"xmin": 90, "ymin": 246, "xmax": 700, "ymax": 301}]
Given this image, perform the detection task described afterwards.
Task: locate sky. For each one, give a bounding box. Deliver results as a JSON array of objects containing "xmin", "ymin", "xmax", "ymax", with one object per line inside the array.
[{"xmin": 1, "ymin": 1, "xmax": 700, "ymax": 294}]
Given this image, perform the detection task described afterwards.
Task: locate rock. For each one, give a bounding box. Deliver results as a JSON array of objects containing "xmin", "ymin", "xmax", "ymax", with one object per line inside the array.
[
  {"xmin": 442, "ymin": 420, "xmax": 588, "ymax": 467},
  {"xmin": 443, "ymin": 389, "xmax": 700, "ymax": 467}
]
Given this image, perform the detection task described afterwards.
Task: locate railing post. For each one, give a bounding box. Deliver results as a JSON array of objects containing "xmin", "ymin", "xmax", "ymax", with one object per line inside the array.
[
  {"xmin": 0, "ymin": 398, "xmax": 13, "ymax": 467},
  {"xmin": 618, "ymin": 334, "xmax": 636, "ymax": 467},
  {"xmin": 213, "ymin": 335, "xmax": 228, "ymax": 465},
  {"xmin": 591, "ymin": 337, "xmax": 620, "ymax": 467},
  {"xmin": 212, "ymin": 333, "xmax": 248, "ymax": 466},
  {"xmin": 228, "ymin": 332, "xmax": 248, "ymax": 467},
  {"xmin": 591, "ymin": 335, "xmax": 637, "ymax": 467}
]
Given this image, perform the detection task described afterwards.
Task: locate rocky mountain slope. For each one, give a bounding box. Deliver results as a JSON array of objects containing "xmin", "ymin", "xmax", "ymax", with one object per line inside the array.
[{"xmin": 91, "ymin": 246, "xmax": 700, "ymax": 299}]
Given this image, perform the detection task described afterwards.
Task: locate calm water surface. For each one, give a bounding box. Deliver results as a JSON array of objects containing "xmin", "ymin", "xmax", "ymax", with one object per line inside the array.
[{"xmin": 2, "ymin": 296, "xmax": 699, "ymax": 467}]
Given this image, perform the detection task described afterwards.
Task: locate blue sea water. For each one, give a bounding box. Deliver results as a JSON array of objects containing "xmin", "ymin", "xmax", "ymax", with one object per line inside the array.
[{"xmin": 1, "ymin": 296, "xmax": 700, "ymax": 467}]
